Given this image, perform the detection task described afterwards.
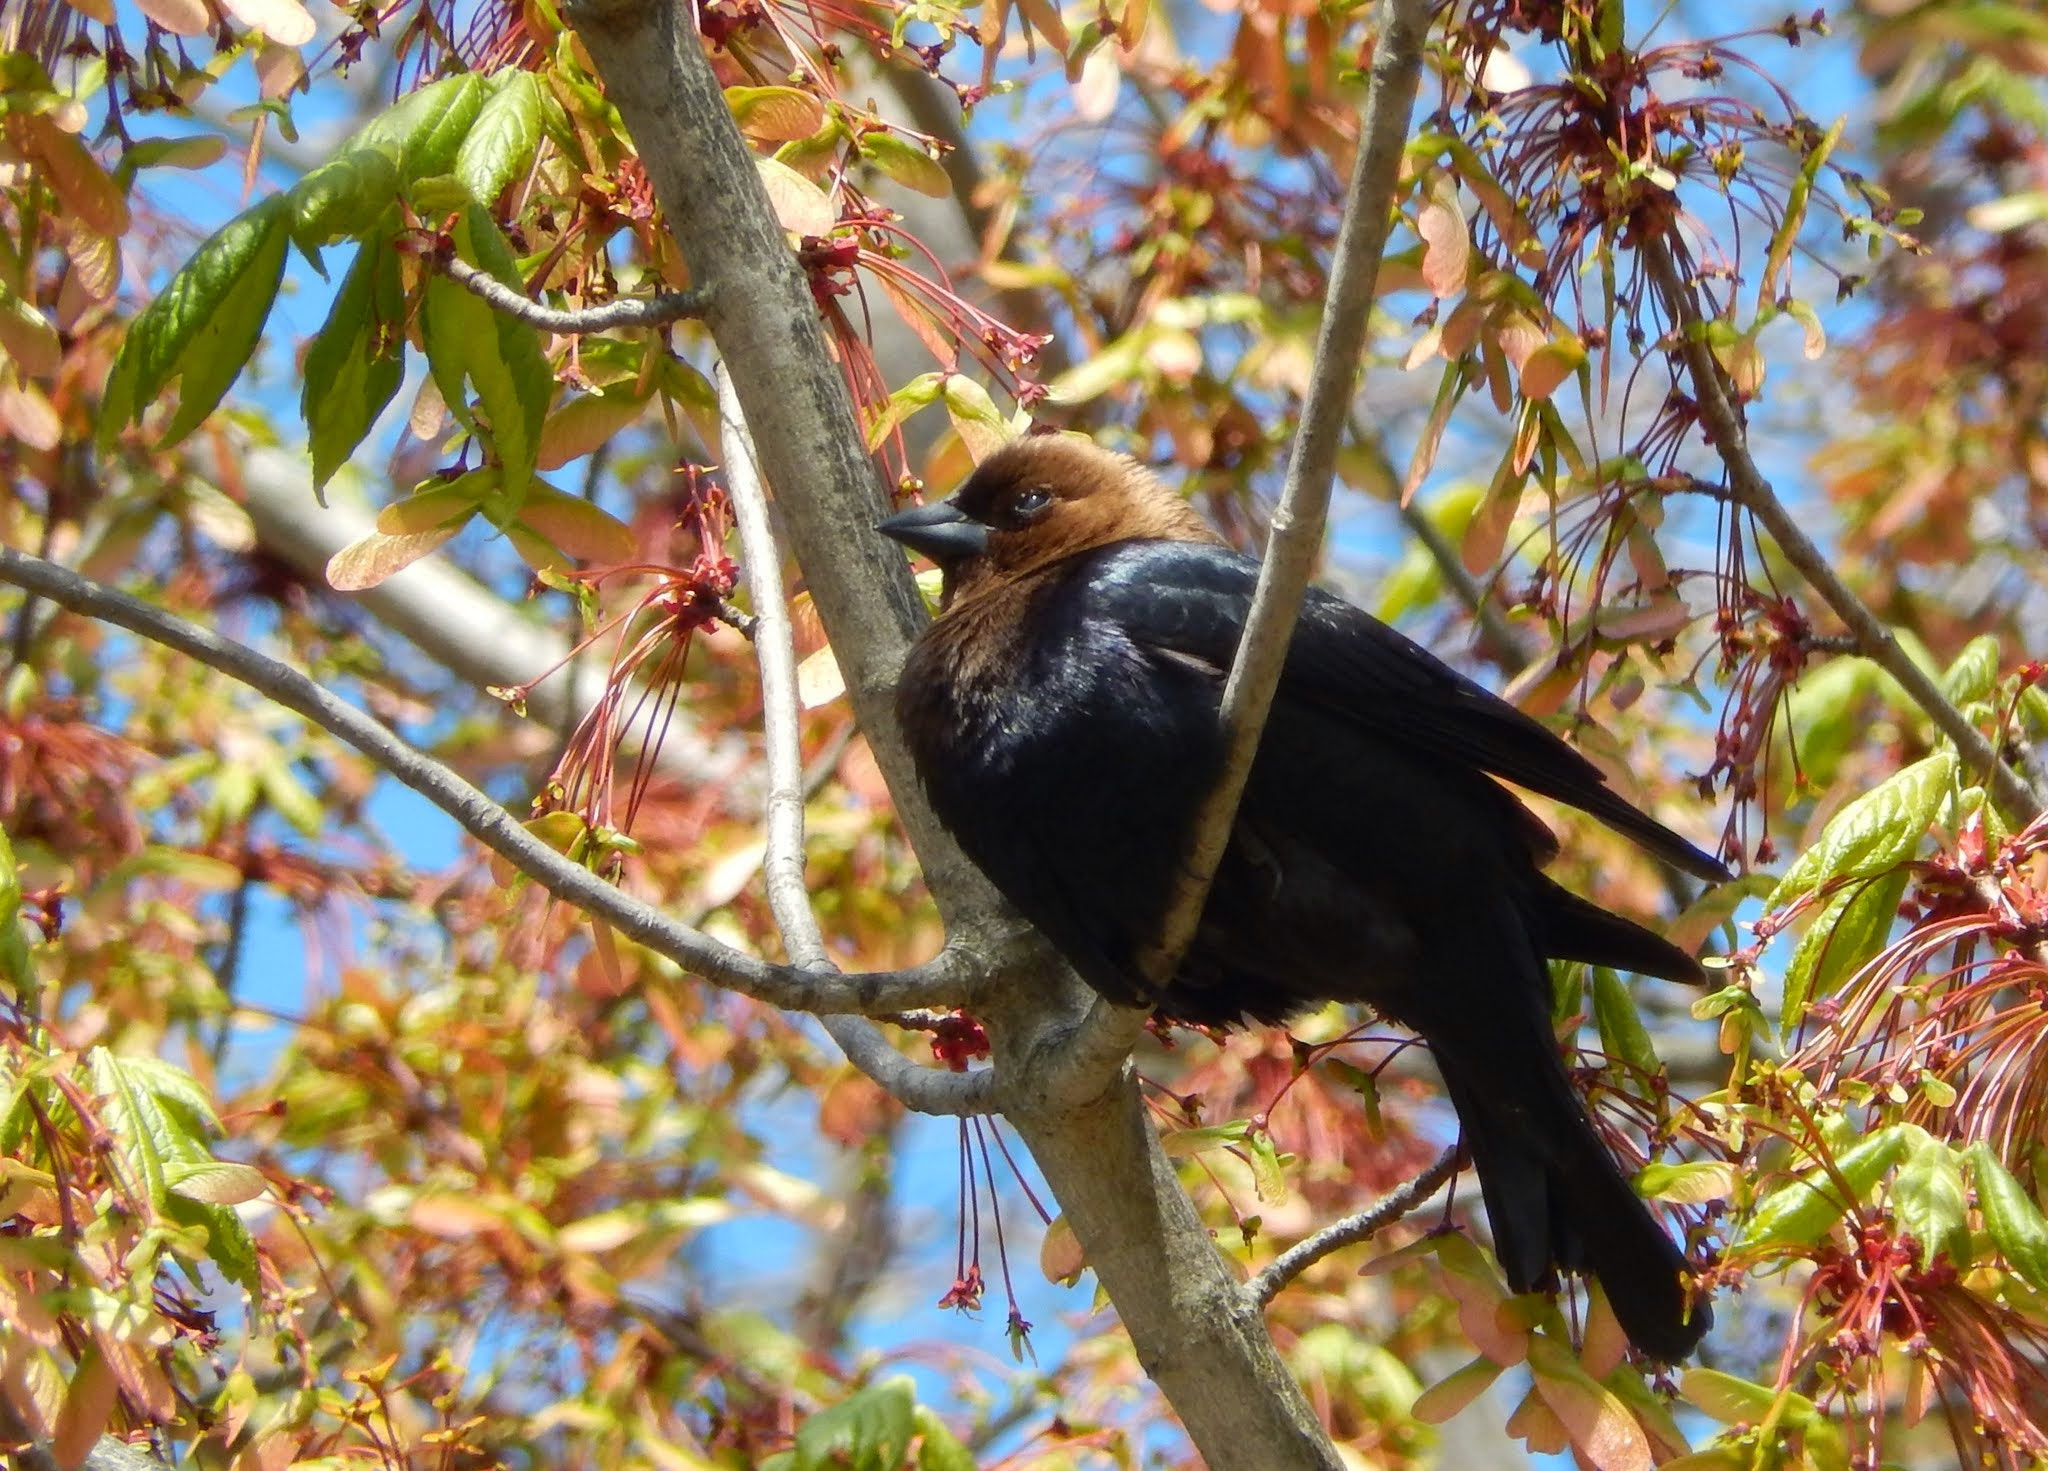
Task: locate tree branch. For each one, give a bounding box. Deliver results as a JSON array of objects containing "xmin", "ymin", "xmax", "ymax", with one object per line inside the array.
[
  {"xmin": 0, "ymin": 546, "xmax": 973, "ymax": 1018},
  {"xmin": 1250, "ymin": 1145, "xmax": 1461, "ymax": 1307},
  {"xmin": 1641, "ymin": 239, "xmax": 2048, "ymax": 822},
  {"xmin": 716, "ymin": 362, "xmax": 996, "ymax": 1116},
  {"xmin": 441, "ymin": 255, "xmax": 711, "ymax": 333},
  {"xmin": 232, "ymin": 445, "xmax": 750, "ymax": 797},
  {"xmin": 1137, "ymin": 0, "xmax": 1435, "ymax": 991},
  {"xmin": 566, "ymin": 1, "xmax": 1358, "ymax": 1461}
]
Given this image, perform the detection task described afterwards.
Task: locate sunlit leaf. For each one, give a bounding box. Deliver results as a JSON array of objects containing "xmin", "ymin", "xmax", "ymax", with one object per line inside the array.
[
  {"xmin": 1767, "ymin": 749, "xmax": 1956, "ymax": 911},
  {"xmin": 456, "ymin": 69, "xmax": 545, "ymax": 204},
  {"xmin": 326, "ymin": 524, "xmax": 463, "ymax": 591},
  {"xmin": 864, "ymin": 132, "xmax": 951, "ymax": 198},
  {"xmin": 1969, "ymin": 1145, "xmax": 2048, "ymax": 1292},
  {"xmin": 1892, "ymin": 1134, "xmax": 1969, "ymax": 1269},
  {"xmin": 217, "ymin": 0, "xmax": 316, "ymax": 44},
  {"xmin": 757, "ymin": 155, "xmax": 836, "ymax": 236},
  {"xmin": 1737, "ymin": 1124, "xmax": 1913, "ymax": 1252},
  {"xmin": 304, "ymin": 235, "xmax": 405, "ymax": 495},
  {"xmin": 727, "ymin": 85, "xmax": 828, "ymax": 141},
  {"xmin": 101, "ymin": 194, "xmax": 290, "ymax": 450},
  {"xmin": 1412, "ymin": 1356, "xmax": 1503, "ymax": 1423}
]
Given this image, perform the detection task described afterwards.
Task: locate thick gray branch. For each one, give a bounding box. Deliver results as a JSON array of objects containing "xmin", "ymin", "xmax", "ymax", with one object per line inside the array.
[
  {"xmin": 232, "ymin": 445, "xmax": 750, "ymax": 796},
  {"xmin": 565, "ymin": 1, "xmax": 1355, "ymax": 1462},
  {"xmin": 0, "ymin": 547, "xmax": 970, "ymax": 1017},
  {"xmin": 717, "ymin": 362, "xmax": 996, "ymax": 1116},
  {"xmin": 569, "ymin": 0, "xmax": 1006, "ymax": 936},
  {"xmin": 1642, "ymin": 241, "xmax": 2048, "ymax": 821}
]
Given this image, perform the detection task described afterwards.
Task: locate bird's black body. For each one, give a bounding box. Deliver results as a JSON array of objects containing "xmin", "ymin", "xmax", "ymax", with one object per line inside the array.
[{"xmin": 881, "ymin": 438, "xmax": 1723, "ymax": 1361}]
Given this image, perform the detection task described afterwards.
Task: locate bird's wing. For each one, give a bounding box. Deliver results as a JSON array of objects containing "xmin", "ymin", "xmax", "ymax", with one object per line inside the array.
[{"xmin": 1083, "ymin": 541, "xmax": 1729, "ymax": 883}]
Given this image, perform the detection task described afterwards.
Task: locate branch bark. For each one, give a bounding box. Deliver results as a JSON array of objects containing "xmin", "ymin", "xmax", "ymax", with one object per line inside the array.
[
  {"xmin": 441, "ymin": 256, "xmax": 711, "ymax": 332},
  {"xmin": 717, "ymin": 361, "xmax": 996, "ymax": 1116},
  {"xmin": 1641, "ymin": 239, "xmax": 2048, "ymax": 822},
  {"xmin": 1251, "ymin": 1145, "xmax": 1461, "ymax": 1307},
  {"xmin": 0, "ymin": 546, "xmax": 970, "ymax": 1019},
  {"xmin": 233, "ymin": 445, "xmax": 750, "ymax": 796},
  {"xmin": 564, "ymin": 0, "xmax": 1408, "ymax": 1461}
]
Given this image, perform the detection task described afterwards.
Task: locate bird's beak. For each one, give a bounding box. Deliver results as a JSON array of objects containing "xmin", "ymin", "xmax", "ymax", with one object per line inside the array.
[{"xmin": 876, "ymin": 499, "xmax": 990, "ymax": 564}]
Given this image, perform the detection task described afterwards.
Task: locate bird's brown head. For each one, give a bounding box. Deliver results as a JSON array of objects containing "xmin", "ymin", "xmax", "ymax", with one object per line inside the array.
[{"xmin": 877, "ymin": 436, "xmax": 1220, "ymax": 608}]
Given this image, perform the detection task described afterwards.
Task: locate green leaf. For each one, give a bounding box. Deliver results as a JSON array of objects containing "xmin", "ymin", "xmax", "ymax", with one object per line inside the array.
[
  {"xmin": 940, "ymin": 374, "xmax": 1011, "ymax": 460},
  {"xmin": 455, "ymin": 69, "xmax": 544, "ymax": 204},
  {"xmin": 163, "ymin": 1192, "xmax": 261, "ymax": 1294},
  {"xmin": 794, "ymin": 1377, "xmax": 916, "ymax": 1471},
  {"xmin": 86, "ymin": 1052, "xmax": 266, "ymax": 1296},
  {"xmin": 1593, "ymin": 968, "xmax": 1659, "ymax": 1077},
  {"xmin": 287, "ymin": 149, "xmax": 400, "ymax": 254},
  {"xmin": 420, "ymin": 205, "xmax": 553, "ymax": 499},
  {"xmin": 863, "ymin": 132, "xmax": 950, "ymax": 198},
  {"xmin": 1968, "ymin": 1144, "xmax": 2048, "ymax": 1292},
  {"xmin": 303, "ymin": 235, "xmax": 404, "ymax": 496},
  {"xmin": 1635, "ymin": 1160, "xmax": 1736, "ymax": 1204},
  {"xmin": 911, "ymin": 1406, "xmax": 974, "ymax": 1471},
  {"xmin": 1738, "ymin": 1123, "xmax": 1913, "ymax": 1251},
  {"xmin": 358, "ymin": 71, "xmax": 486, "ymax": 183},
  {"xmin": 101, "ymin": 194, "xmax": 292, "ymax": 451},
  {"xmin": 1780, "ymin": 867, "xmax": 1908, "ymax": 1033},
  {"xmin": 1892, "ymin": 1134, "xmax": 1969, "ymax": 1269},
  {"xmin": 287, "ymin": 73, "xmax": 485, "ymax": 250},
  {"xmin": 90, "ymin": 1049, "xmax": 200, "ymax": 1211},
  {"xmin": 1767, "ymin": 748, "xmax": 1955, "ymax": 911},
  {"xmin": 864, "ymin": 371, "xmax": 945, "ymax": 451},
  {"xmin": 1681, "ymin": 1367, "xmax": 1818, "ymax": 1427},
  {"xmin": 0, "ymin": 823, "xmax": 32, "ymax": 997},
  {"xmin": 1942, "ymin": 634, "xmax": 2001, "ymax": 707}
]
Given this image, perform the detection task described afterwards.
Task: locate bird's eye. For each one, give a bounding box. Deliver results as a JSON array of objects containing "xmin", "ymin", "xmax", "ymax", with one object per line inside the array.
[{"xmin": 1012, "ymin": 487, "xmax": 1052, "ymax": 518}]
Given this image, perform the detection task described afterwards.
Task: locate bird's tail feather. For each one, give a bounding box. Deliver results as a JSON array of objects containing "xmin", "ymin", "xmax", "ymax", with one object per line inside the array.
[
  {"xmin": 1533, "ymin": 876, "xmax": 1707, "ymax": 986},
  {"xmin": 1437, "ymin": 1052, "xmax": 1709, "ymax": 1361}
]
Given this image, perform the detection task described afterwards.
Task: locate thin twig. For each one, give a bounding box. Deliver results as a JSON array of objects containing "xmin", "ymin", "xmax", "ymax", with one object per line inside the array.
[
  {"xmin": 1249, "ymin": 1145, "xmax": 1461, "ymax": 1307},
  {"xmin": 1136, "ymin": 0, "xmax": 1435, "ymax": 995},
  {"xmin": 0, "ymin": 546, "xmax": 975, "ymax": 1019},
  {"xmin": 716, "ymin": 364, "xmax": 997, "ymax": 1116},
  {"xmin": 441, "ymin": 255, "xmax": 712, "ymax": 333},
  {"xmin": 1028, "ymin": 0, "xmax": 1437, "ymax": 1112},
  {"xmin": 1641, "ymin": 239, "xmax": 2048, "ymax": 822}
]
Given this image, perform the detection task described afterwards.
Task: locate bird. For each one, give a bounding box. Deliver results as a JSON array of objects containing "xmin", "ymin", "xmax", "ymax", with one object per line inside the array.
[{"xmin": 877, "ymin": 434, "xmax": 1727, "ymax": 1361}]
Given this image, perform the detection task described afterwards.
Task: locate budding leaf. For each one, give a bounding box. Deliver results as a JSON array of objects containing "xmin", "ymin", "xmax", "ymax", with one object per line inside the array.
[
  {"xmin": 304, "ymin": 234, "xmax": 404, "ymax": 496},
  {"xmin": 1738, "ymin": 1123, "xmax": 1913, "ymax": 1251},
  {"xmin": 100, "ymin": 193, "xmax": 291, "ymax": 451},
  {"xmin": 1767, "ymin": 749, "xmax": 1955, "ymax": 912},
  {"xmin": 455, "ymin": 69, "xmax": 544, "ymax": 205},
  {"xmin": 1892, "ymin": 1134, "xmax": 1969, "ymax": 1269},
  {"xmin": 1969, "ymin": 1144, "xmax": 2048, "ymax": 1293}
]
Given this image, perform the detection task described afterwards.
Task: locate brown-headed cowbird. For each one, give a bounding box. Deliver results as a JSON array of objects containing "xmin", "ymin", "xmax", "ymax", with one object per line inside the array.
[{"xmin": 879, "ymin": 435, "xmax": 1726, "ymax": 1361}]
